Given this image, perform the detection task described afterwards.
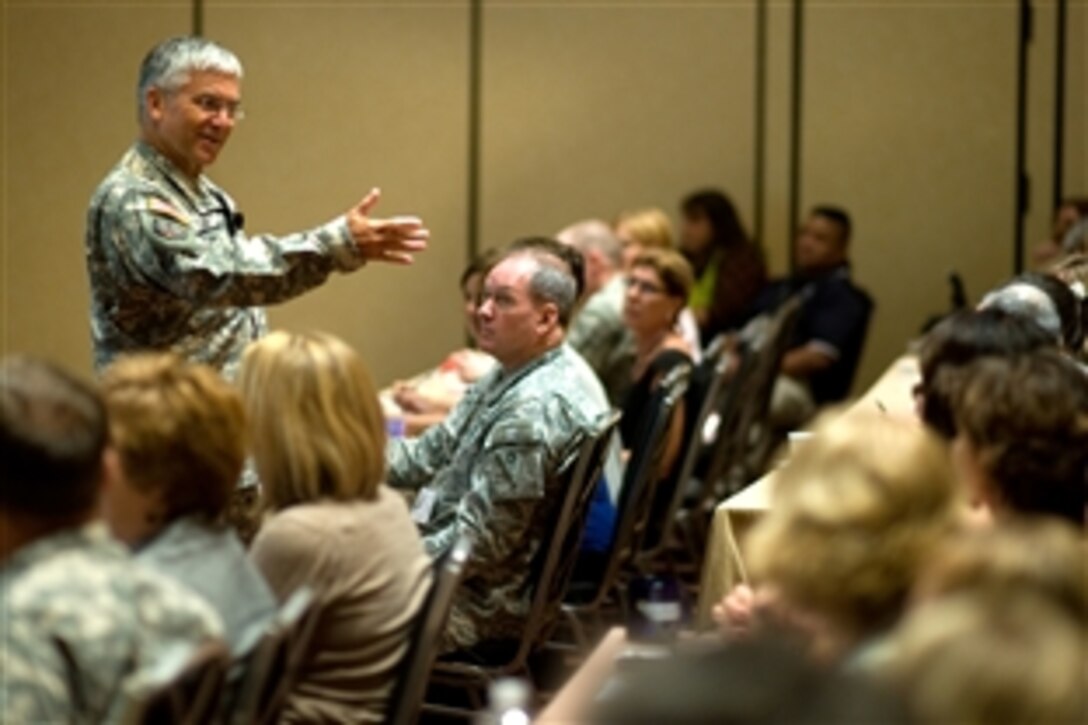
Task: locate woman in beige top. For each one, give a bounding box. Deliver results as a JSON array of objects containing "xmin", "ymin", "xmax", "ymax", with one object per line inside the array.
[{"xmin": 240, "ymin": 330, "xmax": 431, "ymax": 724}]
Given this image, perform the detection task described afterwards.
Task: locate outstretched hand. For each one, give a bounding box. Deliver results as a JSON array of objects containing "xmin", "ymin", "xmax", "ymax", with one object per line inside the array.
[{"xmin": 346, "ymin": 187, "xmax": 430, "ymax": 264}]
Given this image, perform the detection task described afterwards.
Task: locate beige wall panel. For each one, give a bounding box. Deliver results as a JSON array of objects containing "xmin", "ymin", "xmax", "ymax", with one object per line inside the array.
[
  {"xmin": 479, "ymin": 2, "xmax": 756, "ymax": 255},
  {"xmin": 801, "ymin": 2, "xmax": 1018, "ymax": 393},
  {"xmin": 204, "ymin": 2, "xmax": 470, "ymax": 386},
  {"xmin": 2, "ymin": 4, "xmax": 190, "ymax": 375},
  {"xmin": 1064, "ymin": 0, "xmax": 1085, "ymax": 197}
]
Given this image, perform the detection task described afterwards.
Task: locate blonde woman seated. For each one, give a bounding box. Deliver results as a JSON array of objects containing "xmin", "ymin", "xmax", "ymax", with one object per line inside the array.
[
  {"xmin": 241, "ymin": 331, "xmax": 431, "ymax": 724},
  {"xmin": 615, "ymin": 207, "xmax": 702, "ymax": 356},
  {"xmin": 713, "ymin": 412, "xmax": 960, "ymax": 664},
  {"xmin": 100, "ymin": 353, "xmax": 276, "ymax": 654}
]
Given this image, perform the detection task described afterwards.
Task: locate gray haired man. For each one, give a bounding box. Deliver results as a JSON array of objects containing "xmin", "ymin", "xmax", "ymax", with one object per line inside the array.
[
  {"xmin": 386, "ymin": 240, "xmax": 611, "ymax": 654},
  {"xmin": 86, "ymin": 36, "xmax": 429, "ymax": 378}
]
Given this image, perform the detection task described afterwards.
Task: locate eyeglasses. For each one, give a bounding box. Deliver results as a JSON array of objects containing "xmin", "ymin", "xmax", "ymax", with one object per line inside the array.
[
  {"xmin": 191, "ymin": 93, "xmax": 245, "ymax": 121},
  {"xmin": 624, "ymin": 276, "xmax": 666, "ymax": 296}
]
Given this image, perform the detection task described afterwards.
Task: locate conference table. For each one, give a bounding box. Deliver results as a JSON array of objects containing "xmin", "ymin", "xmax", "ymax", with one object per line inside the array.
[{"xmin": 693, "ymin": 354, "xmax": 922, "ymax": 628}]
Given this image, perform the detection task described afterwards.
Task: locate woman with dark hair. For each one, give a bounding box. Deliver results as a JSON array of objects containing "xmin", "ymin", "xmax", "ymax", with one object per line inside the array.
[{"xmin": 679, "ymin": 189, "xmax": 766, "ymax": 340}]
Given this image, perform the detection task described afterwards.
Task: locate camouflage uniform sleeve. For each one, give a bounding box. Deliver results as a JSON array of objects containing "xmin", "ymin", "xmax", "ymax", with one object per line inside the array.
[
  {"xmin": 421, "ymin": 415, "xmax": 548, "ymax": 574},
  {"xmin": 566, "ymin": 301, "xmax": 612, "ymax": 373},
  {"xmin": 109, "ymin": 187, "xmax": 366, "ymax": 307},
  {"xmin": 386, "ymin": 382, "xmax": 481, "ymax": 490},
  {"xmin": 0, "ymin": 632, "xmax": 71, "ymax": 723}
]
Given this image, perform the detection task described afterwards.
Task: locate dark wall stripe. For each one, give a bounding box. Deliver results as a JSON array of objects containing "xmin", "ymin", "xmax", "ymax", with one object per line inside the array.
[
  {"xmin": 787, "ymin": 0, "xmax": 804, "ymax": 271},
  {"xmin": 1014, "ymin": 0, "xmax": 1031, "ymax": 274},
  {"xmin": 192, "ymin": 0, "xmax": 204, "ymax": 36},
  {"xmin": 467, "ymin": 0, "xmax": 483, "ymax": 263},
  {"xmin": 753, "ymin": 0, "xmax": 767, "ymax": 250},
  {"xmin": 1052, "ymin": 0, "xmax": 1066, "ymax": 210}
]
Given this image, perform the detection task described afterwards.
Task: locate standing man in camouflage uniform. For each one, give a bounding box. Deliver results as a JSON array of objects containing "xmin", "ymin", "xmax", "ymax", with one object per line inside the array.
[
  {"xmin": 0, "ymin": 356, "xmax": 224, "ymax": 722},
  {"xmin": 386, "ymin": 241, "xmax": 610, "ymax": 654},
  {"xmin": 86, "ymin": 36, "xmax": 429, "ymax": 379}
]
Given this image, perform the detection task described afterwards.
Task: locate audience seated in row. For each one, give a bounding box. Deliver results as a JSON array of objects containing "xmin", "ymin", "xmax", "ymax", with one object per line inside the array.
[
  {"xmin": 948, "ymin": 350, "xmax": 1088, "ymax": 529},
  {"xmin": 0, "ymin": 357, "xmax": 223, "ymax": 722},
  {"xmin": 386, "ymin": 240, "xmax": 611, "ymax": 656},
  {"xmin": 240, "ymin": 331, "xmax": 431, "ymax": 723},
  {"xmin": 717, "ymin": 411, "xmax": 960, "ymax": 664},
  {"xmin": 1032, "ymin": 196, "xmax": 1088, "ymax": 267},
  {"xmin": 877, "ymin": 519, "xmax": 1087, "ymax": 724},
  {"xmin": 738, "ymin": 206, "xmax": 873, "ymax": 429},
  {"xmin": 98, "ymin": 354, "xmax": 276, "ymax": 654},
  {"xmin": 614, "ymin": 207, "xmax": 702, "ymax": 355},
  {"xmin": 979, "ymin": 271, "xmax": 1084, "ymax": 354},
  {"xmin": 678, "ymin": 189, "xmax": 767, "ymax": 342},
  {"xmin": 915, "ymin": 308, "xmax": 1055, "ymax": 440},
  {"xmin": 1050, "ymin": 252, "xmax": 1088, "ymax": 363},
  {"xmin": 559, "ymin": 220, "xmax": 636, "ymax": 406},
  {"xmin": 386, "ymin": 251, "xmax": 498, "ymax": 436}
]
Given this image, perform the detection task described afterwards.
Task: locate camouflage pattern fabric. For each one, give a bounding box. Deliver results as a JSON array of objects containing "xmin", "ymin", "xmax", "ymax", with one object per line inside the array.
[
  {"xmin": 566, "ymin": 275, "xmax": 636, "ymax": 406},
  {"xmin": 0, "ymin": 523, "xmax": 223, "ymax": 723},
  {"xmin": 387, "ymin": 344, "xmax": 610, "ymax": 652},
  {"xmin": 85, "ymin": 141, "xmax": 365, "ymax": 379}
]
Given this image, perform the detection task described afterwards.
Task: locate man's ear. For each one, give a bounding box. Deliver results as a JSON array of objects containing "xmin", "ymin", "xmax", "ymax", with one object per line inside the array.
[
  {"xmin": 145, "ymin": 87, "xmax": 167, "ymax": 123},
  {"xmin": 537, "ymin": 301, "xmax": 560, "ymax": 332}
]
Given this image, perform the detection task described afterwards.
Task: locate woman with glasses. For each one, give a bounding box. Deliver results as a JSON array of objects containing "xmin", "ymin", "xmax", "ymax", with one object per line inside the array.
[{"xmin": 620, "ymin": 248, "xmax": 696, "ymax": 464}]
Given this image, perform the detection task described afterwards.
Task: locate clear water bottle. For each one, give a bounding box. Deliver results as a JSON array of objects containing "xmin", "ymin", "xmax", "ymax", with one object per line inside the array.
[{"xmin": 475, "ymin": 677, "xmax": 532, "ymax": 725}]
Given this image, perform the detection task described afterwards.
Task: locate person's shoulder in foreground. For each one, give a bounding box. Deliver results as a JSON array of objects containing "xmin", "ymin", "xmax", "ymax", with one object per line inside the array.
[{"xmin": 1, "ymin": 355, "xmax": 221, "ymax": 723}]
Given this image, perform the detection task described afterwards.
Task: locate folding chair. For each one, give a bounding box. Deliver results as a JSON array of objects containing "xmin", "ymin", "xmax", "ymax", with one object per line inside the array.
[
  {"xmin": 384, "ymin": 536, "xmax": 473, "ymax": 725},
  {"xmin": 422, "ymin": 410, "xmax": 622, "ymax": 719},
  {"xmin": 228, "ymin": 587, "xmax": 321, "ymax": 725},
  {"xmin": 561, "ymin": 366, "xmax": 690, "ymax": 651},
  {"xmin": 119, "ymin": 638, "xmax": 231, "ymax": 725}
]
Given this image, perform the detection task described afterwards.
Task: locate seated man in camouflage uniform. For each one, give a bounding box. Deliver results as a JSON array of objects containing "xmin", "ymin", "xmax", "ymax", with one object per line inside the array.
[
  {"xmin": 86, "ymin": 35, "xmax": 428, "ymax": 380},
  {"xmin": 387, "ymin": 241, "xmax": 610, "ymax": 654},
  {"xmin": 0, "ymin": 356, "xmax": 223, "ymax": 722}
]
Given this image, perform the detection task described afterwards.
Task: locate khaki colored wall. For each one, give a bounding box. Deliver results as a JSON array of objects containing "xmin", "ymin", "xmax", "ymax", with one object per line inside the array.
[
  {"xmin": 204, "ymin": 1, "xmax": 470, "ymax": 386},
  {"xmin": 799, "ymin": 2, "xmax": 1020, "ymax": 394},
  {"xmin": 1063, "ymin": 1, "xmax": 1085, "ymax": 197},
  {"xmin": 2, "ymin": 4, "xmax": 190, "ymax": 376},
  {"xmin": 479, "ymin": 2, "xmax": 756, "ymax": 258},
  {"xmin": 1, "ymin": 0, "xmax": 1080, "ymax": 395}
]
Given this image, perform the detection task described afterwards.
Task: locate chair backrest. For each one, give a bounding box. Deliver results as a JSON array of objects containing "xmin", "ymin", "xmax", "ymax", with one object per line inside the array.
[
  {"xmin": 119, "ymin": 638, "xmax": 232, "ymax": 725},
  {"xmin": 707, "ymin": 294, "xmax": 803, "ymax": 493},
  {"xmin": 228, "ymin": 586, "xmax": 321, "ymax": 725},
  {"xmin": 584, "ymin": 366, "xmax": 690, "ymax": 607},
  {"xmin": 511, "ymin": 410, "xmax": 624, "ymax": 663},
  {"xmin": 385, "ymin": 537, "xmax": 473, "ymax": 725},
  {"xmin": 694, "ymin": 341, "xmax": 757, "ymax": 511},
  {"xmin": 639, "ymin": 338, "xmax": 733, "ymax": 563}
]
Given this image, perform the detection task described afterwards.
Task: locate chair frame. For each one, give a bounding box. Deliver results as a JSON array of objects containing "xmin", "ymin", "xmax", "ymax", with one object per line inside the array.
[
  {"xmin": 119, "ymin": 638, "xmax": 232, "ymax": 725},
  {"xmin": 560, "ymin": 366, "xmax": 690, "ymax": 651},
  {"xmin": 385, "ymin": 536, "xmax": 473, "ymax": 725},
  {"xmin": 422, "ymin": 410, "xmax": 622, "ymax": 718},
  {"xmin": 228, "ymin": 586, "xmax": 321, "ymax": 725}
]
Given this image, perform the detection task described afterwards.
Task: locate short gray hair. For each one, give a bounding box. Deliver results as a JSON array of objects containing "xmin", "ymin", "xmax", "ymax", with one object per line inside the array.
[
  {"xmin": 137, "ymin": 36, "xmax": 243, "ymax": 121},
  {"xmin": 558, "ymin": 219, "xmax": 623, "ymax": 269},
  {"xmin": 516, "ymin": 253, "xmax": 578, "ymax": 327},
  {"xmin": 979, "ymin": 283, "xmax": 1062, "ymax": 344}
]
